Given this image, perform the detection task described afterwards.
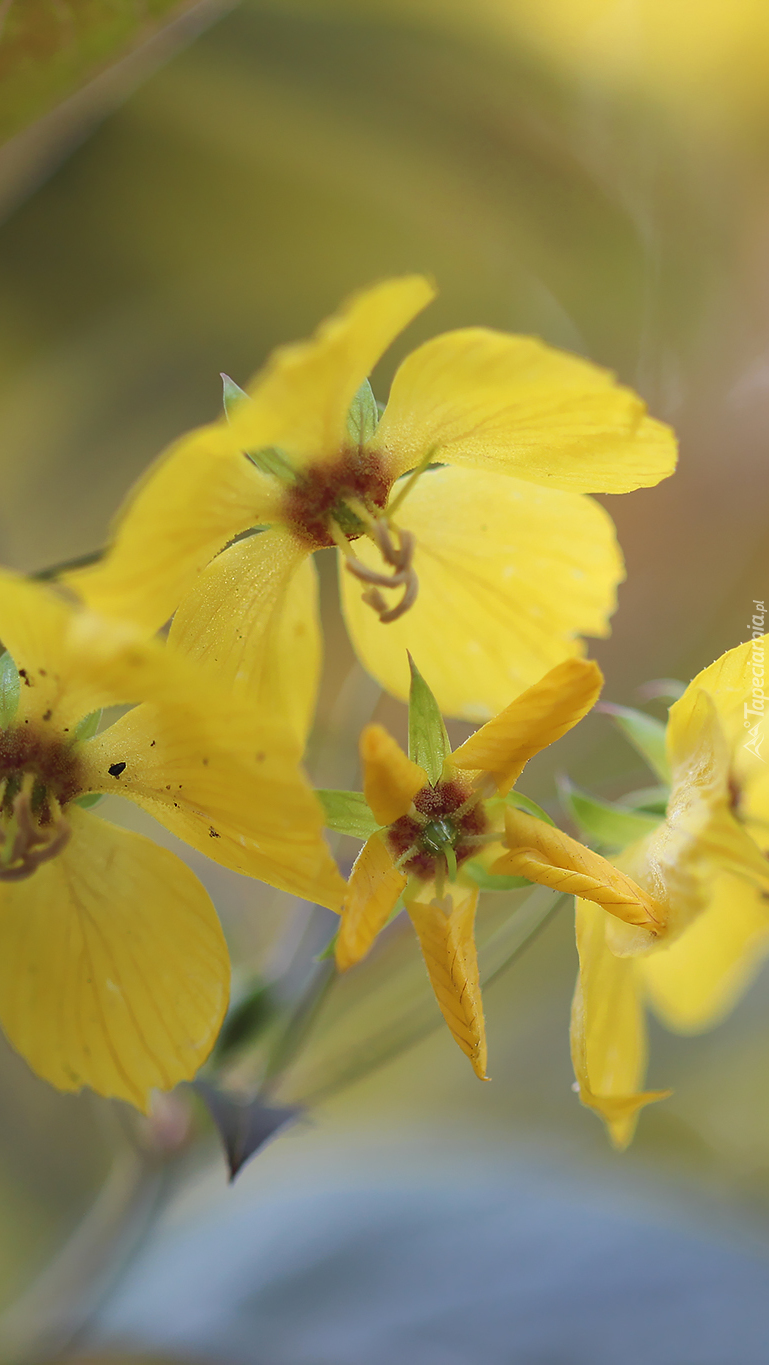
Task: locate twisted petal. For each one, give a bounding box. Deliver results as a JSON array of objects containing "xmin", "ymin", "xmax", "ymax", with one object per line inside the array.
[
  {"xmin": 360, "ymin": 724, "xmax": 427, "ymax": 825},
  {"xmin": 0, "ymin": 808, "xmax": 229, "ymax": 1111},
  {"xmin": 374, "ymin": 329, "xmax": 677, "ymax": 491},
  {"xmin": 638, "ymin": 871, "xmax": 769, "ymax": 1032},
  {"xmin": 81, "ymin": 698, "xmax": 345, "ymax": 913},
  {"xmin": 336, "ymin": 833, "xmax": 406, "ymax": 971},
  {"xmin": 405, "ymin": 885, "xmax": 487, "ymax": 1079},
  {"xmin": 571, "ymin": 898, "xmax": 669, "ymax": 1150},
  {"xmin": 494, "ymin": 808, "xmax": 664, "ymax": 931},
  {"xmin": 66, "ymin": 422, "xmax": 281, "ymax": 635},
  {"xmin": 168, "ymin": 529, "xmax": 320, "ymax": 748},
  {"xmin": 452, "ymin": 658, "xmax": 602, "ymax": 794},
  {"xmin": 230, "ymin": 276, "xmax": 436, "ymax": 469},
  {"xmin": 341, "ymin": 466, "xmax": 622, "ymax": 721}
]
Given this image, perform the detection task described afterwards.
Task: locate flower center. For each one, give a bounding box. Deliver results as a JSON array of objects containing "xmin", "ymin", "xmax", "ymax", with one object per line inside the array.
[
  {"xmin": 387, "ymin": 779, "xmax": 488, "ymax": 882},
  {"xmin": 0, "ymin": 726, "xmax": 84, "ymax": 880},
  {"xmin": 283, "ymin": 450, "xmax": 390, "ymax": 550}
]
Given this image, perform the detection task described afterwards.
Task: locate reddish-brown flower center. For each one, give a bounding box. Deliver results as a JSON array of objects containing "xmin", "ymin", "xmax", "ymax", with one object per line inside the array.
[
  {"xmin": 282, "ymin": 449, "xmax": 391, "ymax": 549},
  {"xmin": 387, "ymin": 778, "xmax": 487, "ymax": 881},
  {"xmin": 0, "ymin": 725, "xmax": 83, "ymax": 822}
]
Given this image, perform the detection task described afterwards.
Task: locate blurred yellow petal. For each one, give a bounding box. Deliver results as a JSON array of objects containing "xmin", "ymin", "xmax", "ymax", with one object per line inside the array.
[
  {"xmin": 168, "ymin": 529, "xmax": 319, "ymax": 748},
  {"xmin": 0, "ymin": 808, "xmax": 229, "ymax": 1111},
  {"xmin": 360, "ymin": 723, "xmax": 427, "ymax": 825},
  {"xmin": 374, "ymin": 329, "xmax": 676, "ymax": 492},
  {"xmin": 495, "ymin": 808, "xmax": 664, "ymax": 931},
  {"xmin": 341, "ymin": 466, "xmax": 622, "ymax": 721},
  {"xmin": 639, "ymin": 872, "xmax": 769, "ymax": 1032},
  {"xmin": 231, "ymin": 276, "xmax": 436, "ymax": 468},
  {"xmin": 336, "ymin": 833, "xmax": 406, "ymax": 971},
  {"xmin": 452, "ymin": 658, "xmax": 602, "ymax": 794},
  {"xmin": 669, "ymin": 636, "xmax": 762, "ymax": 758},
  {"xmin": 571, "ymin": 898, "xmax": 669, "ymax": 1150},
  {"xmin": 82, "ymin": 700, "xmax": 345, "ymax": 912},
  {"xmin": 405, "ymin": 885, "xmax": 487, "ymax": 1079},
  {"xmin": 66, "ymin": 422, "xmax": 282, "ymax": 635}
]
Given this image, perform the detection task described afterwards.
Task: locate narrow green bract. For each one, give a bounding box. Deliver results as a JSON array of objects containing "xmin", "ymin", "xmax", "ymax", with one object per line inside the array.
[
  {"xmin": 602, "ymin": 703, "xmax": 671, "ymax": 783},
  {"xmin": 317, "ymin": 789, "xmax": 381, "ymax": 839},
  {"xmin": 558, "ymin": 777, "xmax": 661, "ymax": 849},
  {"xmin": 407, "ymin": 655, "xmax": 450, "ymax": 785},
  {"xmin": 346, "ymin": 378, "xmax": 379, "ymax": 447},
  {"xmin": 0, "ymin": 652, "xmax": 19, "ymax": 729}
]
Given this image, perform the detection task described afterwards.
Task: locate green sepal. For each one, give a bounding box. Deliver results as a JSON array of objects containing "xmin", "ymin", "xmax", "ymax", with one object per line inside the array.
[
  {"xmin": 505, "ymin": 791, "xmax": 557, "ymax": 827},
  {"xmin": 346, "ymin": 378, "xmax": 379, "ymax": 447},
  {"xmin": 245, "ymin": 446, "xmax": 296, "ymax": 483},
  {"xmin": 315, "ymin": 929, "xmax": 339, "ymax": 961},
  {"xmin": 0, "ymin": 652, "xmax": 19, "ymax": 729},
  {"xmin": 407, "ymin": 655, "xmax": 450, "ymax": 786},
  {"xmin": 601, "ymin": 703, "xmax": 671, "ymax": 783},
  {"xmin": 558, "ymin": 776, "xmax": 660, "ymax": 849},
  {"xmin": 74, "ymin": 792, "xmax": 104, "ymax": 810},
  {"xmin": 317, "ymin": 789, "xmax": 381, "ymax": 840},
  {"xmin": 73, "ymin": 709, "xmax": 102, "ymax": 743},
  {"xmin": 463, "ymin": 860, "xmax": 534, "ymax": 892},
  {"xmin": 221, "ymin": 372, "xmax": 249, "ymax": 419},
  {"xmin": 622, "ymin": 784, "xmax": 669, "ymax": 816}
]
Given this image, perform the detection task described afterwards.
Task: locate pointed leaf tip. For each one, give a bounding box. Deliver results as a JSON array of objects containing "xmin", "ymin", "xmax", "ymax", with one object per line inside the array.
[
  {"xmin": 599, "ymin": 702, "xmax": 671, "ymax": 783},
  {"xmin": 408, "ymin": 654, "xmax": 450, "ymax": 786},
  {"xmin": 194, "ymin": 1081, "xmax": 302, "ymax": 1181},
  {"xmin": 221, "ymin": 373, "xmax": 249, "ymax": 419},
  {"xmin": 346, "ymin": 378, "xmax": 379, "ymax": 446}
]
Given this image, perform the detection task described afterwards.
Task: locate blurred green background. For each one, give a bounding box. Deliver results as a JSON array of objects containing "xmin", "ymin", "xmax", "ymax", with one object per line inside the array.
[{"xmin": 2, "ymin": 1, "xmax": 769, "ymax": 1356}]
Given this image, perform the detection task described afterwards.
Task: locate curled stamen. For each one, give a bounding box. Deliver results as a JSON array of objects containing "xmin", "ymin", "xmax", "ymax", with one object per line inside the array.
[
  {"xmin": 0, "ymin": 779, "xmax": 71, "ymax": 881},
  {"xmin": 341, "ymin": 518, "xmax": 419, "ymax": 625}
]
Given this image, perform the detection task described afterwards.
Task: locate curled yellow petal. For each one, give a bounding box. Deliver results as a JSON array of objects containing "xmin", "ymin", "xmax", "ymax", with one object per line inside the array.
[
  {"xmin": 67, "ymin": 422, "xmax": 281, "ymax": 635},
  {"xmin": 451, "ymin": 658, "xmax": 603, "ymax": 793},
  {"xmin": 405, "ymin": 885, "xmax": 487, "ymax": 1079},
  {"xmin": 360, "ymin": 723, "xmax": 427, "ymax": 826},
  {"xmin": 571, "ymin": 898, "xmax": 670, "ymax": 1150},
  {"xmin": 375, "ymin": 328, "xmax": 677, "ymax": 491},
  {"xmin": 336, "ymin": 833, "xmax": 406, "ymax": 971},
  {"xmin": 340, "ymin": 465, "xmax": 621, "ymax": 722},
  {"xmin": 494, "ymin": 808, "xmax": 663, "ymax": 931},
  {"xmin": 231, "ymin": 275, "xmax": 436, "ymax": 469},
  {"xmin": 0, "ymin": 808, "xmax": 229, "ymax": 1111}
]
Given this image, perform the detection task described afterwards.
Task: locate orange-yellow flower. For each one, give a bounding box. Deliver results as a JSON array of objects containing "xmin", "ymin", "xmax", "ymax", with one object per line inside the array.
[{"xmin": 67, "ymin": 277, "xmax": 676, "ymax": 727}]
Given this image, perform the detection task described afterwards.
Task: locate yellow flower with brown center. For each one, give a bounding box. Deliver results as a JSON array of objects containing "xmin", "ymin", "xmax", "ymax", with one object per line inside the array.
[
  {"xmin": 67, "ymin": 277, "xmax": 676, "ymax": 727},
  {"xmin": 565, "ymin": 636, "xmax": 769, "ymax": 1149},
  {"xmin": 323, "ymin": 655, "xmax": 658, "ymax": 1078},
  {"xmin": 0, "ymin": 571, "xmax": 344, "ymax": 1110}
]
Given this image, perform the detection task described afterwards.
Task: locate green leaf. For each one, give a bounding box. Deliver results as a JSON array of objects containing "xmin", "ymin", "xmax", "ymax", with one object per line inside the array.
[
  {"xmin": 601, "ymin": 703, "xmax": 671, "ymax": 783},
  {"xmin": 0, "ymin": 652, "xmax": 19, "ymax": 729},
  {"xmin": 622, "ymin": 784, "xmax": 670, "ymax": 816},
  {"xmin": 558, "ymin": 777, "xmax": 661, "ymax": 849},
  {"xmin": 74, "ymin": 792, "xmax": 104, "ymax": 810},
  {"xmin": 505, "ymin": 791, "xmax": 557, "ymax": 827},
  {"xmin": 73, "ymin": 709, "xmax": 102, "ymax": 743},
  {"xmin": 245, "ymin": 447, "xmax": 296, "ymax": 483},
  {"xmin": 407, "ymin": 655, "xmax": 450, "ymax": 785},
  {"xmin": 346, "ymin": 379, "xmax": 379, "ymax": 446},
  {"xmin": 463, "ymin": 861, "xmax": 534, "ymax": 891},
  {"xmin": 221, "ymin": 372, "xmax": 249, "ymax": 419},
  {"xmin": 212, "ymin": 981, "xmax": 277, "ymax": 1063},
  {"xmin": 317, "ymin": 790, "xmax": 380, "ymax": 840}
]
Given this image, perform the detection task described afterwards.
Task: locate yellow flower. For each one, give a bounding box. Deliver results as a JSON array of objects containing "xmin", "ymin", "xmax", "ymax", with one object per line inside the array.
[
  {"xmin": 0, "ymin": 571, "xmax": 344, "ymax": 1110},
  {"xmin": 67, "ymin": 277, "xmax": 676, "ymax": 726},
  {"xmin": 328, "ymin": 654, "xmax": 654, "ymax": 1078},
  {"xmin": 569, "ymin": 636, "xmax": 769, "ymax": 1149}
]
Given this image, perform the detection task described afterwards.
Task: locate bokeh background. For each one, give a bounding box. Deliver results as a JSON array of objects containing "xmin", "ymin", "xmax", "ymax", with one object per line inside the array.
[{"xmin": 3, "ymin": 2, "xmax": 769, "ymax": 1360}]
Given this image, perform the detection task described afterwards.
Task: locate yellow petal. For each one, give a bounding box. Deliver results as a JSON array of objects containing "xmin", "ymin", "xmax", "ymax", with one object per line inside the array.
[
  {"xmin": 168, "ymin": 528, "xmax": 320, "ymax": 748},
  {"xmin": 494, "ymin": 808, "xmax": 664, "ymax": 931},
  {"xmin": 638, "ymin": 871, "xmax": 769, "ymax": 1032},
  {"xmin": 668, "ymin": 635, "xmax": 765, "ymax": 762},
  {"xmin": 0, "ymin": 808, "xmax": 229, "ymax": 1111},
  {"xmin": 341, "ymin": 465, "xmax": 623, "ymax": 722},
  {"xmin": 374, "ymin": 328, "xmax": 677, "ymax": 492},
  {"xmin": 571, "ymin": 898, "xmax": 670, "ymax": 1149},
  {"xmin": 81, "ymin": 699, "xmax": 346, "ymax": 913},
  {"xmin": 66, "ymin": 421, "xmax": 282, "ymax": 635},
  {"xmin": 336, "ymin": 833, "xmax": 406, "ymax": 971},
  {"xmin": 451, "ymin": 658, "xmax": 602, "ymax": 794},
  {"xmin": 0, "ymin": 570, "xmax": 221, "ymax": 734},
  {"xmin": 230, "ymin": 276, "xmax": 436, "ymax": 469},
  {"xmin": 405, "ymin": 884, "xmax": 487, "ymax": 1079},
  {"xmin": 360, "ymin": 723, "xmax": 427, "ymax": 825}
]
